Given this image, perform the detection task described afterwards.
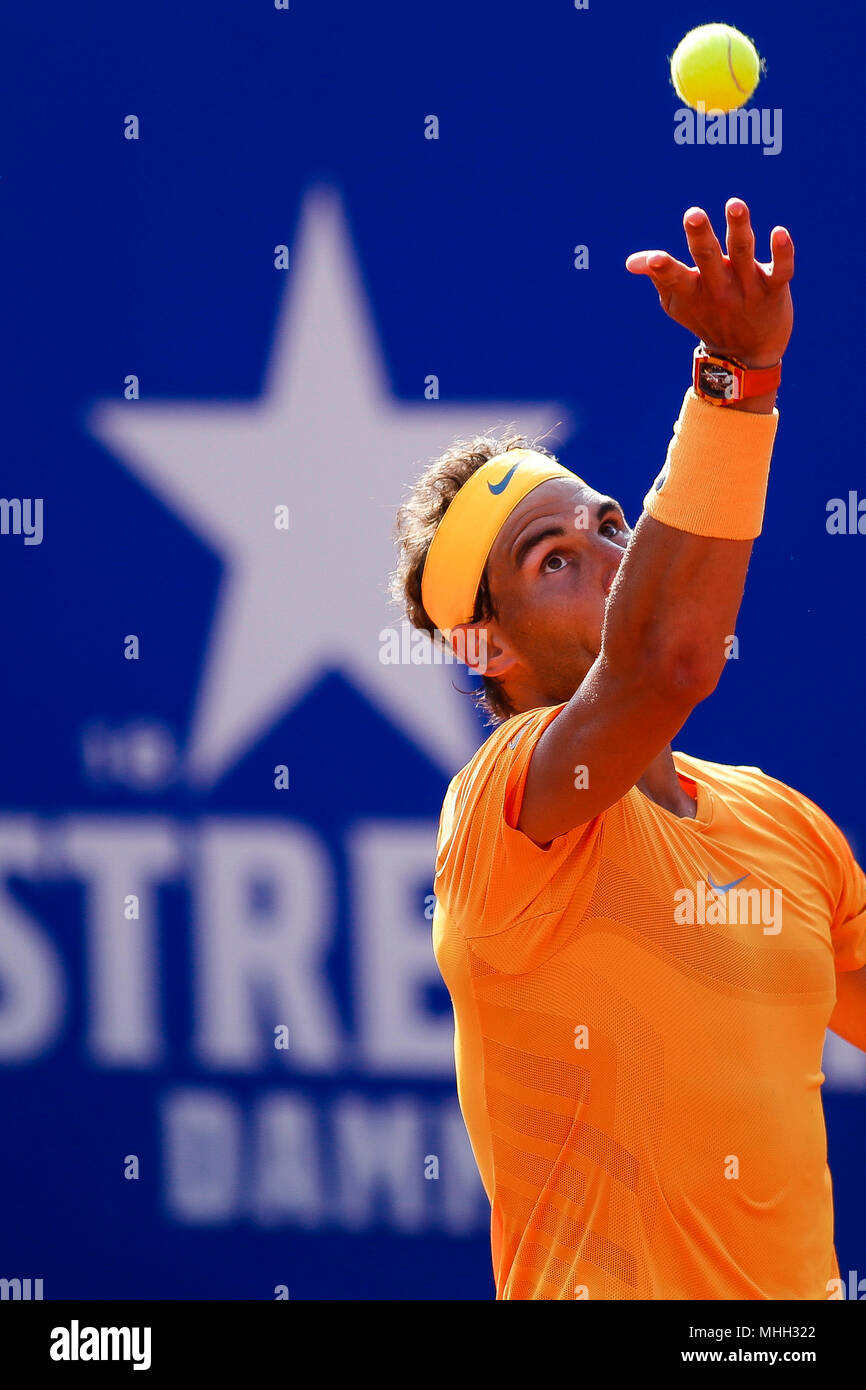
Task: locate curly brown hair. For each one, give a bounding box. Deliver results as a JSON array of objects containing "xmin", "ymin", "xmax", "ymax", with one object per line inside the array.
[{"xmin": 389, "ymin": 430, "xmax": 556, "ymax": 726}]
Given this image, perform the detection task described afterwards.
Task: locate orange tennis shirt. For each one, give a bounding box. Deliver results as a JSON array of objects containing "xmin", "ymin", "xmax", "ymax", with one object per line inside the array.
[{"xmin": 432, "ymin": 702, "xmax": 866, "ymax": 1300}]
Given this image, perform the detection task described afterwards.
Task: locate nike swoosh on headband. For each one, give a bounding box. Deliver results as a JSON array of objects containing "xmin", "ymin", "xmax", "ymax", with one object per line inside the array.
[{"xmin": 488, "ymin": 462, "xmax": 521, "ymax": 495}]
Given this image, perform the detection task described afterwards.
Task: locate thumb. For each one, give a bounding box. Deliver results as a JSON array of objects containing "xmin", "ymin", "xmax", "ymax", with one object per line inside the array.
[{"xmin": 625, "ymin": 251, "xmax": 679, "ymax": 285}]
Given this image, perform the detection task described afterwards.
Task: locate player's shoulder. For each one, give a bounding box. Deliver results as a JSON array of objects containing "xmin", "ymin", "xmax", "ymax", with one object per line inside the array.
[
  {"xmin": 438, "ymin": 702, "xmax": 568, "ymax": 832},
  {"xmin": 447, "ymin": 702, "xmax": 567, "ymax": 795},
  {"xmin": 674, "ymin": 750, "xmax": 842, "ymax": 841},
  {"xmin": 675, "ymin": 751, "xmax": 774, "ymax": 790}
]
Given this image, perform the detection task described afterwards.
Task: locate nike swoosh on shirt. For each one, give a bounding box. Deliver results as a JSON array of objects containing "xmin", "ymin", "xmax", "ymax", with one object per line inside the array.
[
  {"xmin": 488, "ymin": 462, "xmax": 520, "ymax": 494},
  {"xmin": 707, "ymin": 873, "xmax": 750, "ymax": 894}
]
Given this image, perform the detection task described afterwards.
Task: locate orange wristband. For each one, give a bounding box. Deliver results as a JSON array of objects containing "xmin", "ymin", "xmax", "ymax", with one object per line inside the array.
[{"xmin": 643, "ymin": 388, "xmax": 779, "ymax": 540}]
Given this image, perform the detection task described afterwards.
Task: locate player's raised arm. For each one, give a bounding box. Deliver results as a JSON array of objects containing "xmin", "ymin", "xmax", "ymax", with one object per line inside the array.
[{"xmin": 513, "ymin": 198, "xmax": 794, "ymax": 846}]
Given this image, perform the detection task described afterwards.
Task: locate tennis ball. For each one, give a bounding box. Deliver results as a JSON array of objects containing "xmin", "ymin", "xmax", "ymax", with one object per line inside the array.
[{"xmin": 670, "ymin": 23, "xmax": 761, "ymax": 113}]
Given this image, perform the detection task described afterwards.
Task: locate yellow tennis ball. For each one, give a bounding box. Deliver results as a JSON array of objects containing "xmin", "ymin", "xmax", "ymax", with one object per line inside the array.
[{"xmin": 670, "ymin": 23, "xmax": 761, "ymax": 113}]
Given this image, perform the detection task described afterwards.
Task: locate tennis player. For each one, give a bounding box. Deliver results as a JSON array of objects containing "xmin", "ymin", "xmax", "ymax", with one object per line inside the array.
[{"xmin": 391, "ymin": 198, "xmax": 866, "ymax": 1300}]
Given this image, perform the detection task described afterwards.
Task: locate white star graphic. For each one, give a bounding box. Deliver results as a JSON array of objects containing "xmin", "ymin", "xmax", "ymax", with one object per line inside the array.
[{"xmin": 89, "ymin": 188, "xmax": 568, "ymax": 786}]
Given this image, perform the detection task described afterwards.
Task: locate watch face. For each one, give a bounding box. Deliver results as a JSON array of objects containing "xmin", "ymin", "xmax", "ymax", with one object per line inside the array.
[{"xmin": 697, "ymin": 359, "xmax": 739, "ymax": 401}]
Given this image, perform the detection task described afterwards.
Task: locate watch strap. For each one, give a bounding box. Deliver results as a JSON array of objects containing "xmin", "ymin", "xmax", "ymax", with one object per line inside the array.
[{"xmin": 693, "ymin": 344, "xmax": 781, "ymax": 404}]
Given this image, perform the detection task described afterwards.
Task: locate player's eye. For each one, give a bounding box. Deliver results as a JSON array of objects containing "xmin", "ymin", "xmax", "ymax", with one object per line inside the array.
[
  {"xmin": 600, "ymin": 519, "xmax": 622, "ymax": 538},
  {"xmin": 542, "ymin": 552, "xmax": 568, "ymax": 573}
]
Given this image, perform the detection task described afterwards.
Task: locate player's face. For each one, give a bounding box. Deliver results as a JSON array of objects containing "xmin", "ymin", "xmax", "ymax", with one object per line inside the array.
[{"xmin": 482, "ymin": 477, "xmax": 630, "ymax": 702}]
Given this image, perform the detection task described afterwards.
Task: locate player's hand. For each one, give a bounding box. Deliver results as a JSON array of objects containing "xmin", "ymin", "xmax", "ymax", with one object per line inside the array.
[{"xmin": 625, "ymin": 198, "xmax": 794, "ymax": 369}]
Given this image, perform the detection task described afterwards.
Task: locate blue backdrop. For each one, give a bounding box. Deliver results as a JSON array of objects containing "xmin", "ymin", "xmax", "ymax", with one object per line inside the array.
[{"xmin": 1, "ymin": 0, "xmax": 864, "ymax": 1300}]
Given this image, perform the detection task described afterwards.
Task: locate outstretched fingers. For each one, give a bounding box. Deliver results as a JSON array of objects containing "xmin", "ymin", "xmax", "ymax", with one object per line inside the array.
[
  {"xmin": 762, "ymin": 226, "xmax": 795, "ymax": 287},
  {"xmin": 627, "ymin": 200, "xmax": 794, "ymax": 360},
  {"xmin": 725, "ymin": 197, "xmax": 755, "ymax": 281},
  {"xmin": 682, "ymin": 207, "xmax": 726, "ymax": 292}
]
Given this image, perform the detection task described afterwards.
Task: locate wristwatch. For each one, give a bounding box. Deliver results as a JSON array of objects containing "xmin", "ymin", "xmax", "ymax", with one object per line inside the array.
[{"xmin": 692, "ymin": 342, "xmax": 781, "ymax": 405}]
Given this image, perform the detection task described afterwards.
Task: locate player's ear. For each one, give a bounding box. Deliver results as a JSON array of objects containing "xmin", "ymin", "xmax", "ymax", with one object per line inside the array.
[{"xmin": 450, "ymin": 621, "xmax": 515, "ymax": 680}]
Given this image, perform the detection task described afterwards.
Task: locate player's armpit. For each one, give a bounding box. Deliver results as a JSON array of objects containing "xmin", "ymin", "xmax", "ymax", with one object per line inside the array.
[{"xmin": 516, "ymin": 654, "xmax": 703, "ymax": 846}]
